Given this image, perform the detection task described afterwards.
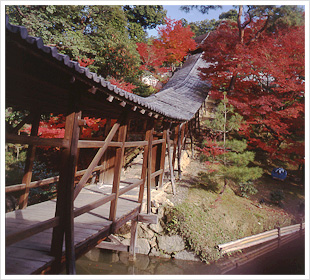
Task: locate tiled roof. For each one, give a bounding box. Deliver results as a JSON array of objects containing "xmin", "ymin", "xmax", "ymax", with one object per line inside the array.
[{"xmin": 5, "ymin": 16, "xmax": 210, "ymax": 122}]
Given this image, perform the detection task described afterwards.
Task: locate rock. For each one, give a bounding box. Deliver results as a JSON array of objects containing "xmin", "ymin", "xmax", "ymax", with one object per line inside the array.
[
  {"xmin": 151, "ymin": 200, "xmax": 160, "ymax": 208},
  {"xmin": 138, "ymin": 224, "xmax": 155, "ymax": 239},
  {"xmin": 157, "ymin": 206, "xmax": 166, "ymax": 219},
  {"xmin": 135, "ymin": 254, "xmax": 150, "ymax": 270},
  {"xmin": 149, "ymin": 248, "xmax": 171, "ymax": 259},
  {"xmin": 119, "ymin": 251, "xmax": 129, "ymax": 265},
  {"xmin": 84, "ymin": 248, "xmax": 101, "ymax": 262},
  {"xmin": 157, "ymin": 235, "xmax": 185, "ymax": 254},
  {"xmin": 110, "ymin": 252, "xmax": 120, "ymax": 263},
  {"xmin": 137, "ymin": 238, "xmax": 151, "ymax": 255},
  {"xmin": 166, "ymin": 199, "xmax": 174, "ymax": 207},
  {"xmin": 149, "ymin": 222, "xmax": 163, "ymax": 234},
  {"xmin": 152, "ymin": 190, "xmax": 167, "ymax": 205},
  {"xmin": 173, "ymin": 250, "xmax": 200, "ymax": 261},
  {"xmin": 121, "ymin": 238, "xmax": 130, "ymax": 247},
  {"xmin": 149, "ymin": 236, "xmax": 157, "ymax": 248},
  {"xmin": 151, "ymin": 207, "xmax": 157, "ymax": 214}
]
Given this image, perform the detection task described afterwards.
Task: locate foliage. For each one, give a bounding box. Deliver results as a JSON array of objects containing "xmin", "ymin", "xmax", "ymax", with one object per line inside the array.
[
  {"xmin": 153, "ymin": 18, "xmax": 196, "ymax": 65},
  {"xmin": 200, "ymin": 5, "xmax": 305, "ymax": 164},
  {"xmin": 108, "ymin": 77, "xmax": 137, "ymax": 93},
  {"xmin": 6, "ymin": 5, "xmax": 141, "ymax": 80},
  {"xmin": 136, "ymin": 42, "xmax": 167, "ymax": 73},
  {"xmin": 219, "ymin": 9, "xmax": 238, "ymax": 21},
  {"xmin": 189, "ymin": 9, "xmax": 238, "ymax": 37},
  {"xmin": 123, "ymin": 5, "xmax": 166, "ymax": 42},
  {"xmin": 180, "ymin": 5, "xmax": 222, "ymax": 14},
  {"xmin": 189, "ymin": 19, "xmax": 219, "ymax": 36},
  {"xmin": 239, "ymin": 181, "xmax": 258, "ymax": 198}
]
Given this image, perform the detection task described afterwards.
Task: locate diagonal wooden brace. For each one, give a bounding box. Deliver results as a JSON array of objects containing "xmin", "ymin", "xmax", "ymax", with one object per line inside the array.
[{"xmin": 73, "ymin": 121, "xmax": 120, "ymax": 200}]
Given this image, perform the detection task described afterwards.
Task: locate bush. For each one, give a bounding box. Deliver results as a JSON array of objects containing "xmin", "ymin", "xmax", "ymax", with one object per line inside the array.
[
  {"xmin": 197, "ymin": 171, "xmax": 220, "ymax": 193},
  {"xmin": 239, "ymin": 181, "xmax": 258, "ymax": 198}
]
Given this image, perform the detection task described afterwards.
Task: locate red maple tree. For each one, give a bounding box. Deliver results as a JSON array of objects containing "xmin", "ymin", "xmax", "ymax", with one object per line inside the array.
[
  {"xmin": 200, "ymin": 9, "xmax": 305, "ymax": 164},
  {"xmin": 153, "ymin": 18, "xmax": 196, "ymax": 65},
  {"xmin": 136, "ymin": 42, "xmax": 167, "ymax": 73}
]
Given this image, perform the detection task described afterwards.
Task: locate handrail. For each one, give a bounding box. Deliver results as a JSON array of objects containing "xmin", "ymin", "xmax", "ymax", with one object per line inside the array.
[
  {"xmin": 217, "ymin": 223, "xmax": 305, "ymax": 254},
  {"xmin": 5, "ymin": 179, "xmax": 144, "ymax": 247}
]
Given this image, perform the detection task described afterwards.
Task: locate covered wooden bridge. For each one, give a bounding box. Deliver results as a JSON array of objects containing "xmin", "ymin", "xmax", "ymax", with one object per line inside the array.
[{"xmin": 4, "ymin": 15, "xmax": 209, "ymax": 275}]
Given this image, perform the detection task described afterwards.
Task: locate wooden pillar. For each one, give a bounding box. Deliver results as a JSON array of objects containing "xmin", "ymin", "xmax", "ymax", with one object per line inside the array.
[
  {"xmin": 172, "ymin": 125, "xmax": 179, "ymax": 171},
  {"xmin": 147, "ymin": 125, "xmax": 154, "ymax": 214},
  {"xmin": 129, "ymin": 218, "xmax": 138, "ymax": 262},
  {"xmin": 177, "ymin": 124, "xmax": 183, "ymax": 180},
  {"xmin": 166, "ymin": 127, "xmax": 176, "ymax": 195},
  {"xmin": 109, "ymin": 117, "xmax": 128, "ymax": 221},
  {"xmin": 99, "ymin": 119, "xmax": 111, "ymax": 185},
  {"xmin": 158, "ymin": 122, "xmax": 168, "ymax": 188},
  {"xmin": 51, "ymin": 111, "xmax": 81, "ymax": 274},
  {"xmin": 138, "ymin": 120, "xmax": 153, "ymax": 205},
  {"xmin": 18, "ymin": 113, "xmax": 40, "ymax": 209}
]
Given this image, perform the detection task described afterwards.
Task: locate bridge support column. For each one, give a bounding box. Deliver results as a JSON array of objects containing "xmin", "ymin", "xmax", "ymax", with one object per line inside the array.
[{"xmin": 129, "ymin": 218, "xmax": 138, "ymax": 262}]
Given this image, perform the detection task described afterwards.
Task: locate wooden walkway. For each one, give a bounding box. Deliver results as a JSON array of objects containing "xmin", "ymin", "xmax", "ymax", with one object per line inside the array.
[{"xmin": 5, "ymin": 181, "xmax": 142, "ymax": 274}]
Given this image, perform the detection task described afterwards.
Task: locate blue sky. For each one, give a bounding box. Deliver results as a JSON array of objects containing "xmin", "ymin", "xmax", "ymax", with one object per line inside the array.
[{"xmin": 147, "ymin": 5, "xmax": 235, "ymax": 37}]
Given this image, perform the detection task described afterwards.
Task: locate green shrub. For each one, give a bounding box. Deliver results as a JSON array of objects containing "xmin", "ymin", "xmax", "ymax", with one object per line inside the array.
[{"xmin": 239, "ymin": 181, "xmax": 258, "ymax": 198}]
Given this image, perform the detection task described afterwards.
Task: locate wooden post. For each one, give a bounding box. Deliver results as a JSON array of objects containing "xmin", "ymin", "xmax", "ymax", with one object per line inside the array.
[
  {"xmin": 158, "ymin": 122, "xmax": 168, "ymax": 188},
  {"xmin": 177, "ymin": 123, "xmax": 184, "ymax": 180},
  {"xmin": 172, "ymin": 125, "xmax": 179, "ymax": 171},
  {"xmin": 109, "ymin": 117, "xmax": 128, "ymax": 221},
  {"xmin": 138, "ymin": 120, "xmax": 153, "ymax": 205},
  {"xmin": 18, "ymin": 113, "xmax": 40, "ymax": 209},
  {"xmin": 51, "ymin": 111, "xmax": 81, "ymax": 274},
  {"xmin": 99, "ymin": 119, "xmax": 111, "ymax": 185},
  {"xmin": 147, "ymin": 126, "xmax": 154, "ymax": 214},
  {"xmin": 166, "ymin": 127, "xmax": 176, "ymax": 195},
  {"xmin": 129, "ymin": 218, "xmax": 138, "ymax": 262}
]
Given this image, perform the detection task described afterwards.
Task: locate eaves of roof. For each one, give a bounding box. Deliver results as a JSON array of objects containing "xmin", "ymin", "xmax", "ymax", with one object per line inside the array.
[{"xmin": 5, "ymin": 15, "xmax": 210, "ymax": 122}]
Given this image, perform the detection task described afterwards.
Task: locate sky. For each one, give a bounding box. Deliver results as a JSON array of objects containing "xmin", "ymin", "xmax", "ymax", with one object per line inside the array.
[{"xmin": 147, "ymin": 5, "xmax": 235, "ymax": 37}]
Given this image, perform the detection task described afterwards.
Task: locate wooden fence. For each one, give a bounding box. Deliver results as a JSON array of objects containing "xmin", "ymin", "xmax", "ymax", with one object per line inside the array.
[{"xmin": 217, "ymin": 222, "xmax": 305, "ymax": 255}]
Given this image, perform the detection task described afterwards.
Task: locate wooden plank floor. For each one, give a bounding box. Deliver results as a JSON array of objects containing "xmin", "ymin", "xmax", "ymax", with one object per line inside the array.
[{"xmin": 5, "ymin": 180, "xmax": 141, "ymax": 275}]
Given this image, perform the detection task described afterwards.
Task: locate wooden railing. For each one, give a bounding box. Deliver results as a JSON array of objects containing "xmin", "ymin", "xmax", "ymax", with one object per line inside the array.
[
  {"xmin": 5, "ymin": 126, "xmax": 167, "ymax": 247},
  {"xmin": 217, "ymin": 223, "xmax": 305, "ymax": 255}
]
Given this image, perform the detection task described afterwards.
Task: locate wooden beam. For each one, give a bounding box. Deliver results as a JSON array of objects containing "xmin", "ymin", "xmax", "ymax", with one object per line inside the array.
[
  {"xmin": 166, "ymin": 128, "xmax": 176, "ymax": 195},
  {"xmin": 138, "ymin": 213, "xmax": 158, "ymax": 224},
  {"xmin": 147, "ymin": 127, "xmax": 154, "ymax": 214},
  {"xmin": 138, "ymin": 123, "xmax": 153, "ymax": 204},
  {"xmin": 152, "ymin": 139, "xmax": 165, "ymax": 145},
  {"xmin": 107, "ymin": 95, "xmax": 114, "ymax": 102},
  {"xmin": 77, "ymin": 140, "xmax": 148, "ymax": 149},
  {"xmin": 172, "ymin": 125, "xmax": 179, "ymax": 170},
  {"xmin": 158, "ymin": 123, "xmax": 168, "ymax": 188},
  {"xmin": 96, "ymin": 241, "xmax": 139, "ymax": 253},
  {"xmin": 51, "ymin": 111, "xmax": 81, "ymax": 274},
  {"xmin": 119, "ymin": 179, "xmax": 143, "ymax": 196},
  {"xmin": 18, "ymin": 113, "xmax": 40, "ymax": 209},
  {"xmin": 109, "ymin": 117, "xmax": 128, "ymax": 221},
  {"xmin": 73, "ymin": 193, "xmax": 116, "ymax": 218},
  {"xmin": 99, "ymin": 118, "xmax": 111, "ymax": 185},
  {"xmin": 6, "ymin": 216, "xmax": 60, "ymax": 247},
  {"xmin": 150, "ymin": 169, "xmax": 163, "ymax": 179},
  {"xmin": 73, "ymin": 121, "xmax": 121, "ymax": 200},
  {"xmin": 6, "ymin": 134, "xmax": 70, "ymax": 148},
  {"xmin": 129, "ymin": 219, "xmax": 138, "ymax": 262},
  {"xmin": 8, "ymin": 114, "xmax": 33, "ymax": 134}
]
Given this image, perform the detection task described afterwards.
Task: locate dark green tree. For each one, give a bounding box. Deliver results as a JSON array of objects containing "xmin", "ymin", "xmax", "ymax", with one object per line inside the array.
[
  {"xmin": 219, "ymin": 9, "xmax": 238, "ymax": 21},
  {"xmin": 6, "ymin": 5, "xmax": 141, "ymax": 80},
  {"xmin": 123, "ymin": 5, "xmax": 166, "ymax": 42}
]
